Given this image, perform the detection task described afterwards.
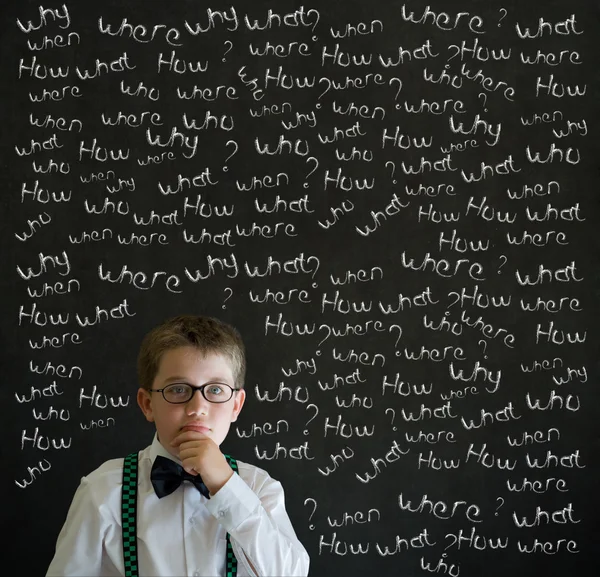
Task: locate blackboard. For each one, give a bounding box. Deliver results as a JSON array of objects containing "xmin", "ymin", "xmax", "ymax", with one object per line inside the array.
[{"xmin": 2, "ymin": 0, "xmax": 599, "ymax": 575}]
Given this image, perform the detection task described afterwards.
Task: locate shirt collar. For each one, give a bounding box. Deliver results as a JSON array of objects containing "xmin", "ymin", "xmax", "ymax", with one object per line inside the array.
[{"xmin": 147, "ymin": 432, "xmax": 182, "ymax": 465}]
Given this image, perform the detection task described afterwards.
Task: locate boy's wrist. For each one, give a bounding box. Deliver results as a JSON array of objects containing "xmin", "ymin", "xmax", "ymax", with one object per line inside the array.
[{"xmin": 205, "ymin": 467, "xmax": 234, "ymax": 496}]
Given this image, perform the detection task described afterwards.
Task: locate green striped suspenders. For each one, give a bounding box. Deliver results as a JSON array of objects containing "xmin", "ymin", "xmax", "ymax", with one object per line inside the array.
[{"xmin": 121, "ymin": 452, "xmax": 239, "ymax": 577}]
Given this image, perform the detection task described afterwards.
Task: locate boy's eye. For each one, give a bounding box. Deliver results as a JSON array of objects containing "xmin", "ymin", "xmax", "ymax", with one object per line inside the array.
[
  {"xmin": 207, "ymin": 385, "xmax": 224, "ymax": 395},
  {"xmin": 169, "ymin": 385, "xmax": 189, "ymax": 395}
]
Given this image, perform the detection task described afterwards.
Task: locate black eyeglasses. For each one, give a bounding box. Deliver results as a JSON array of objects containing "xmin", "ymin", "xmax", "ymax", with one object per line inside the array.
[{"xmin": 149, "ymin": 383, "xmax": 239, "ymax": 404}]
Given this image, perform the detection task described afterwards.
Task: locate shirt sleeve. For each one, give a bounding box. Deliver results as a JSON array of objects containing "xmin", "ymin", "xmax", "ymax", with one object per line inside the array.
[
  {"xmin": 204, "ymin": 471, "xmax": 310, "ymax": 577},
  {"xmin": 46, "ymin": 477, "xmax": 108, "ymax": 577}
]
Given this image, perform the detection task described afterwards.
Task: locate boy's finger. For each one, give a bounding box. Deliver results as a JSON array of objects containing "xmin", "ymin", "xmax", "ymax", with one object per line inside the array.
[{"xmin": 171, "ymin": 431, "xmax": 210, "ymax": 446}]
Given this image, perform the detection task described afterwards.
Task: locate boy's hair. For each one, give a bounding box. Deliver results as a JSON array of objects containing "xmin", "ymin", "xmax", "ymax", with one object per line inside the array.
[{"xmin": 137, "ymin": 315, "xmax": 246, "ymax": 391}]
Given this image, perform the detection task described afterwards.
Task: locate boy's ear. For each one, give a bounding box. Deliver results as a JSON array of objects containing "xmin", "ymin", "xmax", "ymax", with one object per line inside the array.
[
  {"xmin": 137, "ymin": 388, "xmax": 154, "ymax": 422},
  {"xmin": 231, "ymin": 388, "xmax": 246, "ymax": 422}
]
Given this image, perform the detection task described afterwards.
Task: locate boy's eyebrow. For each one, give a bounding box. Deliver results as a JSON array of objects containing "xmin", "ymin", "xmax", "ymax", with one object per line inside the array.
[{"xmin": 164, "ymin": 376, "xmax": 232, "ymax": 384}]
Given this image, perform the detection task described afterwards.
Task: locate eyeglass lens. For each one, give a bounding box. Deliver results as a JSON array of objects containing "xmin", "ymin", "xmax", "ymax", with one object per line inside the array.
[{"xmin": 163, "ymin": 383, "xmax": 233, "ymax": 404}]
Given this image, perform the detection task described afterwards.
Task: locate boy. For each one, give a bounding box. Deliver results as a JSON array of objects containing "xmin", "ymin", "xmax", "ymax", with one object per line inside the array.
[{"xmin": 46, "ymin": 315, "xmax": 310, "ymax": 576}]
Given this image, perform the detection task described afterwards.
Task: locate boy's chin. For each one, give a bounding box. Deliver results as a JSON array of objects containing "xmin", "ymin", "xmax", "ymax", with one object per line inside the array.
[{"xmin": 156, "ymin": 433, "xmax": 180, "ymax": 457}]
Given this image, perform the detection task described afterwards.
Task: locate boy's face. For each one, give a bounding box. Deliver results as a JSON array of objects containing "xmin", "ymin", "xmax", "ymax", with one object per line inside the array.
[{"xmin": 137, "ymin": 346, "xmax": 245, "ymax": 458}]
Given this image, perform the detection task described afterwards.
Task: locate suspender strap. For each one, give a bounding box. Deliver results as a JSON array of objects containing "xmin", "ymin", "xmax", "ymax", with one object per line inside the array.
[
  {"xmin": 121, "ymin": 453, "xmax": 139, "ymax": 577},
  {"xmin": 121, "ymin": 452, "xmax": 239, "ymax": 577},
  {"xmin": 223, "ymin": 453, "xmax": 239, "ymax": 577}
]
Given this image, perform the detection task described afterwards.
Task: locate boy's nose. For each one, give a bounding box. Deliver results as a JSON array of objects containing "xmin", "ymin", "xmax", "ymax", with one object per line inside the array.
[{"xmin": 186, "ymin": 389, "xmax": 210, "ymax": 414}]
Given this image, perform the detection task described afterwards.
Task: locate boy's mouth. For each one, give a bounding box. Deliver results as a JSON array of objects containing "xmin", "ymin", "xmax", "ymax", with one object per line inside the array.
[{"xmin": 181, "ymin": 424, "xmax": 211, "ymax": 434}]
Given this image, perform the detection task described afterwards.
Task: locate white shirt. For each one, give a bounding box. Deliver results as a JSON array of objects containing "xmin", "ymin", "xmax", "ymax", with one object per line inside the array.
[{"xmin": 46, "ymin": 434, "xmax": 310, "ymax": 577}]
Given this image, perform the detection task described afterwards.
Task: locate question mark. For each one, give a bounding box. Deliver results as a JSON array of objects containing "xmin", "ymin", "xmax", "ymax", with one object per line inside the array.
[
  {"xmin": 495, "ymin": 497, "xmax": 504, "ymax": 516},
  {"xmin": 222, "ymin": 40, "xmax": 233, "ymax": 62},
  {"xmin": 478, "ymin": 339, "xmax": 488, "ymax": 359},
  {"xmin": 389, "ymin": 77, "xmax": 403, "ymax": 101},
  {"xmin": 389, "ymin": 324, "xmax": 403, "ymax": 349},
  {"xmin": 498, "ymin": 255, "xmax": 507, "ymax": 274},
  {"xmin": 222, "ymin": 287, "xmax": 233, "ymax": 309},
  {"xmin": 223, "ymin": 140, "xmax": 238, "ymax": 171},
  {"xmin": 385, "ymin": 408, "xmax": 397, "ymax": 431},
  {"xmin": 385, "ymin": 161, "xmax": 397, "ymax": 184},
  {"xmin": 498, "ymin": 9, "xmax": 507, "ymax": 27},
  {"xmin": 304, "ymin": 156, "xmax": 319, "ymax": 188},
  {"xmin": 304, "ymin": 498, "xmax": 318, "ymax": 530},
  {"xmin": 478, "ymin": 93, "xmax": 488, "ymax": 112},
  {"xmin": 304, "ymin": 404, "xmax": 319, "ymax": 435}
]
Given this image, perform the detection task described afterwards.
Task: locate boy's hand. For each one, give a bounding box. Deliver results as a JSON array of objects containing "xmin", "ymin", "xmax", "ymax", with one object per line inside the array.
[{"xmin": 170, "ymin": 431, "xmax": 233, "ymax": 495}]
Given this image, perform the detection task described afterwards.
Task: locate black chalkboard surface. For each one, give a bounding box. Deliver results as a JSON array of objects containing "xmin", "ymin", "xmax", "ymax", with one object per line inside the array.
[{"xmin": 1, "ymin": 0, "xmax": 599, "ymax": 575}]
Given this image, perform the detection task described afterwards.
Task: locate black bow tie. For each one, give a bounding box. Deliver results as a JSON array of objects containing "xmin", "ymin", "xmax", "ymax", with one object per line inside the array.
[{"xmin": 150, "ymin": 455, "xmax": 211, "ymax": 499}]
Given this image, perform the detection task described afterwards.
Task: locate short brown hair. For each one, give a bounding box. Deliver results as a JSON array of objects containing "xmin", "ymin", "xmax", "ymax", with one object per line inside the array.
[{"xmin": 137, "ymin": 315, "xmax": 246, "ymax": 391}]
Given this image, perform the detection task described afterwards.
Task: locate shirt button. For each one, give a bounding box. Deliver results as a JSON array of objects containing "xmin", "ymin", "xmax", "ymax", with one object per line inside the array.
[
  {"xmin": 189, "ymin": 517, "xmax": 196, "ymax": 526},
  {"xmin": 193, "ymin": 572, "xmax": 200, "ymax": 577},
  {"xmin": 219, "ymin": 510, "xmax": 226, "ymax": 518}
]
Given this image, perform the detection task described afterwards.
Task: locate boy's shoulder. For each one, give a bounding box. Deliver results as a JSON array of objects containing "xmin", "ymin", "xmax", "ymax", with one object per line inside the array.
[
  {"xmin": 65, "ymin": 455, "xmax": 129, "ymax": 517},
  {"xmin": 234, "ymin": 458, "xmax": 284, "ymax": 492},
  {"xmin": 90, "ymin": 455, "xmax": 127, "ymax": 476},
  {"xmin": 82, "ymin": 455, "xmax": 127, "ymax": 492},
  {"xmin": 83, "ymin": 443, "xmax": 154, "ymax": 484},
  {"xmin": 233, "ymin": 458, "xmax": 268, "ymax": 478}
]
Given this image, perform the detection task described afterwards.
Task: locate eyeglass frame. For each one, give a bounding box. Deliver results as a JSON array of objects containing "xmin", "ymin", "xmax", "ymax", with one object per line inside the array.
[{"xmin": 149, "ymin": 382, "xmax": 241, "ymax": 404}]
